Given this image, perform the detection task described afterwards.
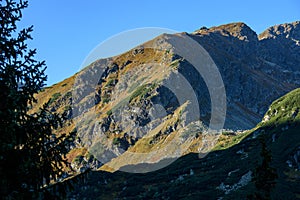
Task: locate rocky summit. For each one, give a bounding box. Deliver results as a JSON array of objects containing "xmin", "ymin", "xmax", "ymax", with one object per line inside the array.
[{"xmin": 33, "ymin": 21, "xmax": 300, "ymax": 199}]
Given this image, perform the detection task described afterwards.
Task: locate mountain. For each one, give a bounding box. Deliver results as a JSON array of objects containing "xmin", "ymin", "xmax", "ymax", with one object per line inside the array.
[{"xmin": 33, "ymin": 21, "xmax": 300, "ymax": 197}]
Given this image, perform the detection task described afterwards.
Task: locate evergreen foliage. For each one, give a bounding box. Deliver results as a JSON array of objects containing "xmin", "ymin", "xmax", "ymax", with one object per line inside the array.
[{"xmin": 0, "ymin": 0, "xmax": 75, "ymax": 198}]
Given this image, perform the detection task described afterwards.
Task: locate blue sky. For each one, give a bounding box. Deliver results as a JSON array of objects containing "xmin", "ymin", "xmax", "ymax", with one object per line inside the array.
[{"xmin": 19, "ymin": 0, "xmax": 300, "ymax": 85}]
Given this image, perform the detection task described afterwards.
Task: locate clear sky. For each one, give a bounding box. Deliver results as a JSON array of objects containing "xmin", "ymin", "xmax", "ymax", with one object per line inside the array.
[{"xmin": 19, "ymin": 0, "xmax": 300, "ymax": 85}]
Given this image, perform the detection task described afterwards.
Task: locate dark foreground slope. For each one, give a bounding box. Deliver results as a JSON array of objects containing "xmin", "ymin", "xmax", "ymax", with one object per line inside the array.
[{"xmin": 65, "ymin": 88, "xmax": 300, "ymax": 199}]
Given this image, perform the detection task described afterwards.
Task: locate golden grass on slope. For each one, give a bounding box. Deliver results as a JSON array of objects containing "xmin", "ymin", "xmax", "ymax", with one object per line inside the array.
[
  {"xmin": 66, "ymin": 147, "xmax": 88, "ymax": 163},
  {"xmin": 32, "ymin": 76, "xmax": 75, "ymax": 113}
]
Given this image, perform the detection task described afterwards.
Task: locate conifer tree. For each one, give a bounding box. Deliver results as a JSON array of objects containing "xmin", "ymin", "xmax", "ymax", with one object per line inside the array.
[
  {"xmin": 0, "ymin": 0, "xmax": 74, "ymax": 198},
  {"xmin": 250, "ymin": 136, "xmax": 278, "ymax": 199}
]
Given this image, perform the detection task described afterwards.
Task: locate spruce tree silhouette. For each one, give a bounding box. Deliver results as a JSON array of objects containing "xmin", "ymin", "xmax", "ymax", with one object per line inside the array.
[
  {"xmin": 0, "ymin": 0, "xmax": 75, "ymax": 198},
  {"xmin": 249, "ymin": 135, "xmax": 278, "ymax": 200}
]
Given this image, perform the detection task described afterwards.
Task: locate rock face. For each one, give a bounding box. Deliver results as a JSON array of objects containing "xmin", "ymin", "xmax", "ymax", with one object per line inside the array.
[
  {"xmin": 258, "ymin": 21, "xmax": 300, "ymax": 71},
  {"xmin": 259, "ymin": 21, "xmax": 300, "ymax": 41},
  {"xmin": 34, "ymin": 21, "xmax": 300, "ymax": 172},
  {"xmin": 191, "ymin": 21, "xmax": 300, "ymax": 129},
  {"xmin": 194, "ymin": 22, "xmax": 258, "ymax": 42}
]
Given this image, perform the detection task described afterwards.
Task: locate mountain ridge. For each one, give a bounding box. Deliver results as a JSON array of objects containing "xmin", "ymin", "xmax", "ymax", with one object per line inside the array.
[{"xmin": 193, "ymin": 21, "xmax": 300, "ymax": 42}]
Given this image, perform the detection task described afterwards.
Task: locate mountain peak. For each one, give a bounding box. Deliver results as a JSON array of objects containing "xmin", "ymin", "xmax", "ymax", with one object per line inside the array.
[
  {"xmin": 193, "ymin": 22, "xmax": 258, "ymax": 41},
  {"xmin": 258, "ymin": 21, "xmax": 300, "ymax": 43}
]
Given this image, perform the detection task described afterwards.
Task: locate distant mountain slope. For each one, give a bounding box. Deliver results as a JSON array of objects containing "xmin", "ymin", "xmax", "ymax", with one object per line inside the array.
[
  {"xmin": 68, "ymin": 88, "xmax": 300, "ymax": 199},
  {"xmin": 33, "ymin": 21, "xmax": 300, "ymax": 175}
]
